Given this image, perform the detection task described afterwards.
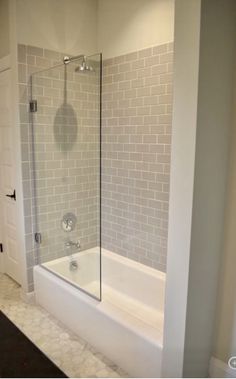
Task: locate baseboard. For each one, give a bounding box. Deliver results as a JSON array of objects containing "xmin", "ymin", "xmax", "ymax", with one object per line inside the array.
[
  {"xmin": 209, "ymin": 356, "xmax": 236, "ymax": 378},
  {"xmin": 20, "ymin": 289, "xmax": 35, "ymax": 304}
]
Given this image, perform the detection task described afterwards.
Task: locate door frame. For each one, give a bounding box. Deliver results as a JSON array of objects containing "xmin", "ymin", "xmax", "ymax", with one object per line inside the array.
[
  {"xmin": 0, "ymin": 55, "xmax": 28, "ymax": 291},
  {"xmin": 0, "ymin": 56, "xmax": 11, "ymax": 275},
  {"xmin": 0, "ymin": 57, "xmax": 10, "ymax": 275}
]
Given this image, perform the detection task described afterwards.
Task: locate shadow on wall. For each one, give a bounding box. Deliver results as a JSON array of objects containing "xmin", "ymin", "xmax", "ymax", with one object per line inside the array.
[{"xmin": 54, "ymin": 65, "xmax": 78, "ymax": 152}]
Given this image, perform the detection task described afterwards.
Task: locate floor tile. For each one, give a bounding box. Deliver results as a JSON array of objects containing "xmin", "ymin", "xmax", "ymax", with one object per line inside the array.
[{"xmin": 0, "ymin": 274, "xmax": 128, "ymax": 378}]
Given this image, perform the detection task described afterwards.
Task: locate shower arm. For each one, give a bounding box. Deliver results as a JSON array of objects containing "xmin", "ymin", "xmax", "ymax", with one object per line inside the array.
[{"xmin": 63, "ymin": 54, "xmax": 85, "ymax": 65}]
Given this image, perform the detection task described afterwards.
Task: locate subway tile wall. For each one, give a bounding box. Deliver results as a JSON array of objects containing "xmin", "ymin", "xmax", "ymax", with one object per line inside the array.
[
  {"xmin": 18, "ymin": 42, "xmax": 173, "ymax": 290},
  {"xmin": 102, "ymin": 42, "xmax": 173, "ymax": 272},
  {"xmin": 18, "ymin": 45, "xmax": 100, "ymax": 291}
]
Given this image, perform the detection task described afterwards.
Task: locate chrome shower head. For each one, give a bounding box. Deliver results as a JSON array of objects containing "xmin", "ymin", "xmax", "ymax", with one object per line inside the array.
[
  {"xmin": 75, "ymin": 57, "xmax": 94, "ymax": 73},
  {"xmin": 63, "ymin": 54, "xmax": 94, "ymax": 73}
]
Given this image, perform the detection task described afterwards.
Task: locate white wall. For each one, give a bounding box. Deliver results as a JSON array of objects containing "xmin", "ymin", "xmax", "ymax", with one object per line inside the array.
[
  {"xmin": 97, "ymin": 0, "xmax": 174, "ymax": 59},
  {"xmin": 183, "ymin": 0, "xmax": 236, "ymax": 376},
  {"xmin": 16, "ymin": 0, "xmax": 175, "ymax": 61},
  {"xmin": 213, "ymin": 65, "xmax": 236, "ymax": 364},
  {"xmin": 161, "ymin": 0, "xmax": 201, "ymax": 376},
  {"xmin": 162, "ymin": 0, "xmax": 236, "ymax": 377},
  {"xmin": 0, "ymin": 0, "xmax": 10, "ymax": 58},
  {"xmin": 16, "ymin": 0, "xmax": 98, "ymax": 55}
]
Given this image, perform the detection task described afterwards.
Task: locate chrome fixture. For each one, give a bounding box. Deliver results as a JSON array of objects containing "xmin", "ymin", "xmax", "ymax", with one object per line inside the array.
[
  {"xmin": 29, "ymin": 100, "xmax": 37, "ymax": 113},
  {"xmin": 63, "ymin": 55, "xmax": 94, "ymax": 72},
  {"xmin": 65, "ymin": 240, "xmax": 80, "ymax": 271},
  {"xmin": 75, "ymin": 57, "xmax": 94, "ymax": 72},
  {"xmin": 61, "ymin": 212, "xmax": 77, "ymax": 232},
  {"xmin": 35, "ymin": 232, "xmax": 42, "ymax": 244},
  {"xmin": 63, "ymin": 54, "xmax": 84, "ymax": 65},
  {"xmin": 69, "ymin": 259, "xmax": 78, "ymax": 271},
  {"xmin": 65, "ymin": 240, "xmax": 80, "ymax": 250}
]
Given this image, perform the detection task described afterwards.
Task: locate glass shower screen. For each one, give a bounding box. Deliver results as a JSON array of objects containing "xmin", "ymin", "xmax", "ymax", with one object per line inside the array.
[{"xmin": 30, "ymin": 53, "xmax": 102, "ymax": 300}]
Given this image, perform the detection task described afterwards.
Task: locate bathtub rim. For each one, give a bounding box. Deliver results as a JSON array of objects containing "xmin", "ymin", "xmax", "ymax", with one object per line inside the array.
[
  {"xmin": 40, "ymin": 247, "xmax": 166, "ymax": 304},
  {"xmin": 102, "ymin": 248, "xmax": 166, "ymax": 280},
  {"xmin": 43, "ymin": 246, "xmax": 166, "ymax": 280}
]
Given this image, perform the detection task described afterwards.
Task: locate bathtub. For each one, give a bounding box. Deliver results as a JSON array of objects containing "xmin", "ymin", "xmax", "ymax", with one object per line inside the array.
[{"xmin": 34, "ymin": 248, "xmax": 165, "ymax": 377}]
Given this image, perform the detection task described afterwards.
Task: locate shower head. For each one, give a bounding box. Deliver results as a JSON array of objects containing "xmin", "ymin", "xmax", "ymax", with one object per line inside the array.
[
  {"xmin": 63, "ymin": 54, "xmax": 94, "ymax": 73},
  {"xmin": 75, "ymin": 57, "xmax": 94, "ymax": 73}
]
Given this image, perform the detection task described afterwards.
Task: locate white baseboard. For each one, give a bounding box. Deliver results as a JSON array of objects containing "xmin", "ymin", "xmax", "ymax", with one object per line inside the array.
[
  {"xmin": 20, "ymin": 289, "xmax": 35, "ymax": 304},
  {"xmin": 209, "ymin": 357, "xmax": 236, "ymax": 378}
]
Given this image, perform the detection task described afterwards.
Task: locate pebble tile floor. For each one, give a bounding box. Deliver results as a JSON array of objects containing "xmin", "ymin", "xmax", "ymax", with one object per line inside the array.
[{"xmin": 0, "ymin": 273, "xmax": 128, "ymax": 378}]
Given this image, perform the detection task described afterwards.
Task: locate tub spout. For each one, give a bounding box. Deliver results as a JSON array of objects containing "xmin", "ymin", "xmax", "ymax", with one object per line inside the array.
[{"xmin": 65, "ymin": 240, "xmax": 80, "ymax": 250}]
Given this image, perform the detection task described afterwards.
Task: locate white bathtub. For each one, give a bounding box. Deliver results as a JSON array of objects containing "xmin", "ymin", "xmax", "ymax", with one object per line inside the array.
[{"xmin": 34, "ymin": 248, "xmax": 165, "ymax": 377}]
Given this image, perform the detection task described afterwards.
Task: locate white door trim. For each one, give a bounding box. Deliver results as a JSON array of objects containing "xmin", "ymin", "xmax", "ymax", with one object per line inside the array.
[{"xmin": 0, "ymin": 56, "xmax": 10, "ymax": 275}]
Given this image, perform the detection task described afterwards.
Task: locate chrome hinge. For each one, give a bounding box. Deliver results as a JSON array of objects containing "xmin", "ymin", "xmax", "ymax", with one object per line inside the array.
[
  {"xmin": 35, "ymin": 233, "xmax": 42, "ymax": 244},
  {"xmin": 29, "ymin": 100, "xmax": 37, "ymax": 113},
  {"xmin": 0, "ymin": 243, "xmax": 3, "ymax": 253}
]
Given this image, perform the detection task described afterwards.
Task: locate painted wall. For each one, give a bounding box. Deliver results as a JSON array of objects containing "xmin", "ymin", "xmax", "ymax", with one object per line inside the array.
[
  {"xmin": 16, "ymin": 0, "xmax": 97, "ymax": 56},
  {"xmin": 213, "ymin": 66, "xmax": 236, "ymax": 364},
  {"xmin": 16, "ymin": 0, "xmax": 175, "ymax": 59},
  {"xmin": 161, "ymin": 0, "xmax": 201, "ymax": 376},
  {"xmin": 183, "ymin": 0, "xmax": 236, "ymax": 376},
  {"xmin": 97, "ymin": 0, "xmax": 175, "ymax": 59},
  {"xmin": 162, "ymin": 0, "xmax": 236, "ymax": 376},
  {"xmin": 0, "ymin": 0, "xmax": 10, "ymax": 58}
]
